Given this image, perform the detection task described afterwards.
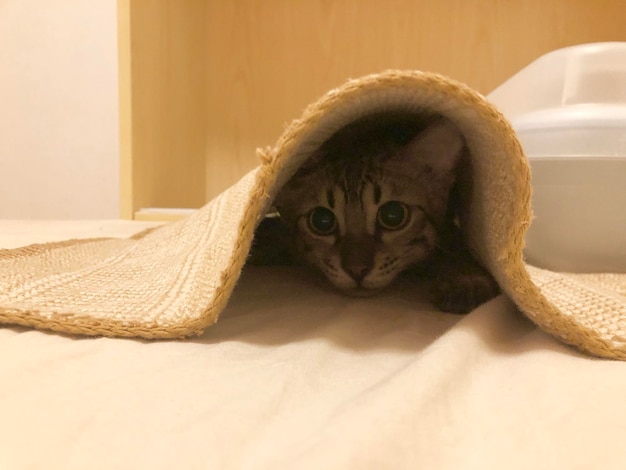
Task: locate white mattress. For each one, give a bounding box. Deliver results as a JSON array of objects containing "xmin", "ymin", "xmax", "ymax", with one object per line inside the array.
[{"xmin": 2, "ymin": 220, "xmax": 626, "ymax": 469}]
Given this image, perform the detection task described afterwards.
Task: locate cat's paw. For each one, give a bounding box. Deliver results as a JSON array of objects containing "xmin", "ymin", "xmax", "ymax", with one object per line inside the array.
[{"xmin": 432, "ymin": 269, "xmax": 500, "ymax": 314}]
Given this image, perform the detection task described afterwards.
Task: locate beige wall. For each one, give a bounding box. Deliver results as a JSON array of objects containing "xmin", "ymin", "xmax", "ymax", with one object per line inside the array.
[
  {"xmin": 4, "ymin": 1, "xmax": 624, "ymax": 219},
  {"xmin": 0, "ymin": 0, "xmax": 119, "ymax": 218}
]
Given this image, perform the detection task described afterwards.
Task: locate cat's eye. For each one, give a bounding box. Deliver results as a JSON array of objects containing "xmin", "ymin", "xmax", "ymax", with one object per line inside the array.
[
  {"xmin": 377, "ymin": 201, "xmax": 409, "ymax": 230},
  {"xmin": 308, "ymin": 207, "xmax": 337, "ymax": 235}
]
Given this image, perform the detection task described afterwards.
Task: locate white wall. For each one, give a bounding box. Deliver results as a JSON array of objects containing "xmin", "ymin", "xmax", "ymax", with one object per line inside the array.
[{"xmin": 0, "ymin": 0, "xmax": 119, "ymax": 219}]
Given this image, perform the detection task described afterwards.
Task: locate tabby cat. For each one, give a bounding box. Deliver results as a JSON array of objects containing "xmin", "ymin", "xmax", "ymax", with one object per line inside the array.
[{"xmin": 249, "ymin": 112, "xmax": 499, "ymax": 314}]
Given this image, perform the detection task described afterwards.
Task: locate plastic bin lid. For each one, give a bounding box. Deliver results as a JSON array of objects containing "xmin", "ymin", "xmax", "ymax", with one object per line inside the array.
[{"xmin": 488, "ymin": 42, "xmax": 626, "ymax": 158}]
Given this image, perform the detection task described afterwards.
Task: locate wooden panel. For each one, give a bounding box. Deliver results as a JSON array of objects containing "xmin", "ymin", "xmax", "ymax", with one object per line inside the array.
[
  {"xmin": 119, "ymin": 0, "xmax": 626, "ymax": 216},
  {"xmin": 204, "ymin": 0, "xmax": 626, "ymax": 200},
  {"xmin": 118, "ymin": 0, "xmax": 207, "ymax": 217}
]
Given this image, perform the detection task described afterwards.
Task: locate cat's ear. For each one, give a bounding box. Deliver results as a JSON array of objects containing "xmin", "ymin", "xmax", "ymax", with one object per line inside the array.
[{"xmin": 398, "ymin": 119, "xmax": 464, "ymax": 173}]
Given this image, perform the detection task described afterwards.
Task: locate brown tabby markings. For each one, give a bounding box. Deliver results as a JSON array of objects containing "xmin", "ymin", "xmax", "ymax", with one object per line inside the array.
[{"xmin": 253, "ymin": 113, "xmax": 500, "ymax": 313}]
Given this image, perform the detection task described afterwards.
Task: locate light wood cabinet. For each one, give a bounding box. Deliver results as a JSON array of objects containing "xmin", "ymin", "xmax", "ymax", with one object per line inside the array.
[{"xmin": 117, "ymin": 0, "xmax": 626, "ymax": 220}]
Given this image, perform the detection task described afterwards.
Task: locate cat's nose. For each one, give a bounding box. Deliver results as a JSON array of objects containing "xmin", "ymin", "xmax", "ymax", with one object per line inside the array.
[
  {"xmin": 344, "ymin": 264, "xmax": 371, "ymax": 283},
  {"xmin": 340, "ymin": 235, "xmax": 374, "ymax": 284}
]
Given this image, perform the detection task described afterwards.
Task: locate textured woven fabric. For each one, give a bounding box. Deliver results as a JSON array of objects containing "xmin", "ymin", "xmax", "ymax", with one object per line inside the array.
[{"xmin": 1, "ymin": 70, "xmax": 624, "ymax": 358}]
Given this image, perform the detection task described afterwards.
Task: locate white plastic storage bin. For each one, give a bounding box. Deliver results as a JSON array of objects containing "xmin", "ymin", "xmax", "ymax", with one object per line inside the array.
[{"xmin": 489, "ymin": 42, "xmax": 626, "ymax": 272}]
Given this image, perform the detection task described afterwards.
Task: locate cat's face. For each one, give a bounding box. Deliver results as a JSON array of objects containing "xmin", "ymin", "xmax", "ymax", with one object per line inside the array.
[{"xmin": 275, "ymin": 118, "xmax": 463, "ymax": 296}]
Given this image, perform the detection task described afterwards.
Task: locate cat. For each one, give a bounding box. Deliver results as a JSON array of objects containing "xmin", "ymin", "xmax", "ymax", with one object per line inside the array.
[{"xmin": 249, "ymin": 112, "xmax": 500, "ymax": 314}]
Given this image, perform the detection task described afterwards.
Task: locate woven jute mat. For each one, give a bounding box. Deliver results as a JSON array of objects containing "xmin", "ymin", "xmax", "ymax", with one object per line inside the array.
[{"xmin": 1, "ymin": 71, "xmax": 624, "ymax": 359}]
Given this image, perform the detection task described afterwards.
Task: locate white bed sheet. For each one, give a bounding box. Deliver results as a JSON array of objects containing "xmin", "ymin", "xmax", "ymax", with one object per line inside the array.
[{"xmin": 2, "ymin": 220, "xmax": 626, "ymax": 469}]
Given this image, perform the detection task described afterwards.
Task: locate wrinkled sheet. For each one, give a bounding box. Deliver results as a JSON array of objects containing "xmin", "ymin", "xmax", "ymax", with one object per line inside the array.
[{"xmin": 2, "ymin": 220, "xmax": 626, "ymax": 470}]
